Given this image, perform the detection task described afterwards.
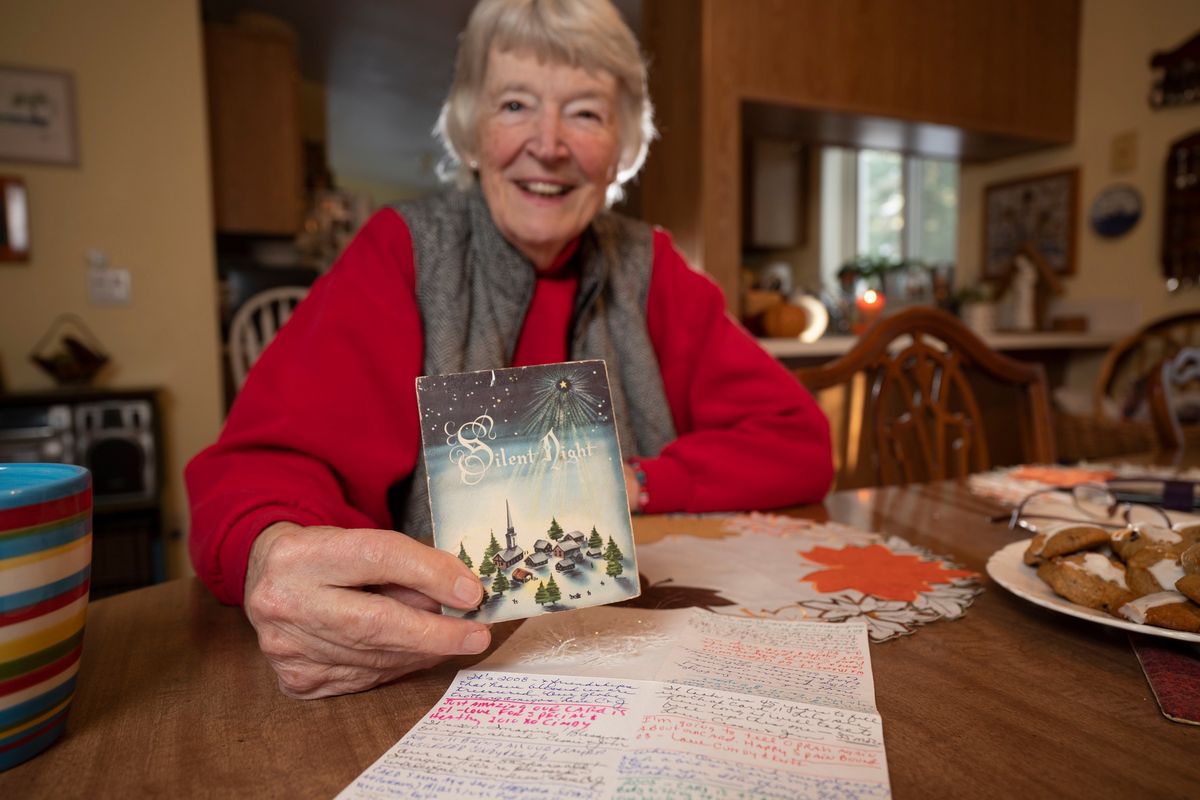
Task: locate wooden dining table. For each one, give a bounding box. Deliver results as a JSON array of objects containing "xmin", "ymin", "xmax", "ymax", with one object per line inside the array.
[{"xmin": 2, "ymin": 481, "xmax": 1198, "ymax": 798}]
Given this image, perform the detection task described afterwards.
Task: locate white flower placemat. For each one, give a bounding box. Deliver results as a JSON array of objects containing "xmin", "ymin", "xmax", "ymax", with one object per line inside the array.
[
  {"xmin": 624, "ymin": 514, "xmax": 981, "ymax": 642},
  {"xmin": 968, "ymin": 462, "xmax": 1200, "ymax": 506}
]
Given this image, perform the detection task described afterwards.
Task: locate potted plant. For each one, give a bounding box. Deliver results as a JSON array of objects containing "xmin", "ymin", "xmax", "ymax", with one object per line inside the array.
[{"xmin": 953, "ymin": 282, "xmax": 996, "ymax": 334}]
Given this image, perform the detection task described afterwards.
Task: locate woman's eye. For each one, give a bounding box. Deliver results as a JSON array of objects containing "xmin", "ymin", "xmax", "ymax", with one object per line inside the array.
[
  {"xmin": 570, "ymin": 105, "xmax": 608, "ymax": 123},
  {"xmin": 503, "ymin": 100, "xmax": 524, "ymax": 112}
]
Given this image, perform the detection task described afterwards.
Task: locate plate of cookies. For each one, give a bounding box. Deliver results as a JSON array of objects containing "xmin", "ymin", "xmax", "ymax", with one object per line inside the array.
[{"xmin": 986, "ymin": 522, "xmax": 1200, "ymax": 642}]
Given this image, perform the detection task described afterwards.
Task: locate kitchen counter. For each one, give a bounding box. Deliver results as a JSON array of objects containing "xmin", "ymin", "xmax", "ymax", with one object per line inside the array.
[{"xmin": 760, "ymin": 330, "xmax": 1120, "ymax": 361}]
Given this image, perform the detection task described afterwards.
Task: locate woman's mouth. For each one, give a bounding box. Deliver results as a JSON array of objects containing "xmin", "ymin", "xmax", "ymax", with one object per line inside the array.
[{"xmin": 516, "ymin": 180, "xmax": 572, "ymax": 197}]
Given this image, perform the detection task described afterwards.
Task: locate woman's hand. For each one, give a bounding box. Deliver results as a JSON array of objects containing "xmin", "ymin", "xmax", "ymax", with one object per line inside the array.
[
  {"xmin": 243, "ymin": 521, "xmax": 490, "ymax": 699},
  {"xmin": 623, "ymin": 463, "xmax": 640, "ymax": 512}
]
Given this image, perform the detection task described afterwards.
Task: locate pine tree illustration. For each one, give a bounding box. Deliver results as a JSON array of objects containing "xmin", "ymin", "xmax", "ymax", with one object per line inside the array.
[
  {"xmin": 605, "ymin": 554, "xmax": 624, "ymax": 578},
  {"xmin": 604, "ymin": 535, "xmax": 624, "ymax": 562},
  {"xmin": 484, "ymin": 529, "xmax": 502, "ymax": 560},
  {"xmin": 477, "ymin": 586, "xmax": 490, "ymax": 609},
  {"xmin": 548, "ymin": 517, "xmax": 564, "ymax": 541},
  {"xmin": 492, "ymin": 570, "xmax": 510, "ymax": 595},
  {"xmin": 535, "ymin": 581, "xmax": 548, "ymax": 605},
  {"xmin": 479, "ymin": 554, "xmax": 496, "ymax": 578},
  {"xmin": 545, "ymin": 574, "xmax": 562, "ymax": 604},
  {"xmin": 587, "ymin": 526, "xmax": 602, "ymax": 549},
  {"xmin": 457, "ymin": 542, "xmax": 473, "ymax": 569}
]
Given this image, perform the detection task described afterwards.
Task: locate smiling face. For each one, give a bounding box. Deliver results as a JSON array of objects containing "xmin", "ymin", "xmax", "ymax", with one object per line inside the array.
[{"xmin": 469, "ymin": 48, "xmax": 621, "ymax": 270}]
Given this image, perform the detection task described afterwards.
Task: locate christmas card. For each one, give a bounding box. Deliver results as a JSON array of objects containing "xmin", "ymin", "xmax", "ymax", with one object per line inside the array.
[{"xmin": 416, "ymin": 360, "xmax": 640, "ymax": 623}]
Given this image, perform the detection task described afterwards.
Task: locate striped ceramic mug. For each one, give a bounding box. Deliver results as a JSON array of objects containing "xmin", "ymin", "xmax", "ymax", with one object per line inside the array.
[{"xmin": 0, "ymin": 463, "xmax": 91, "ymax": 771}]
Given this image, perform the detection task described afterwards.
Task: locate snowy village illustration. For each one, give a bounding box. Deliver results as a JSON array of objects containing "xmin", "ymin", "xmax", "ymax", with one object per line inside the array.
[{"xmin": 416, "ymin": 360, "xmax": 641, "ymax": 623}]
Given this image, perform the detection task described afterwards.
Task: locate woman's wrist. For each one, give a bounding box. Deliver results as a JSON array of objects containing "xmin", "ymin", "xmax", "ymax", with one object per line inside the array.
[
  {"xmin": 245, "ymin": 520, "xmax": 305, "ymax": 605},
  {"xmin": 626, "ymin": 459, "xmax": 649, "ymax": 514}
]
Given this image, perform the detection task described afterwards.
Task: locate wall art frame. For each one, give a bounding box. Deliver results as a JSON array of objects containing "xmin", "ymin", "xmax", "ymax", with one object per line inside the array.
[
  {"xmin": 982, "ymin": 168, "xmax": 1078, "ymax": 279},
  {"xmin": 0, "ymin": 175, "xmax": 30, "ymax": 262},
  {"xmin": 0, "ymin": 64, "xmax": 79, "ymax": 166}
]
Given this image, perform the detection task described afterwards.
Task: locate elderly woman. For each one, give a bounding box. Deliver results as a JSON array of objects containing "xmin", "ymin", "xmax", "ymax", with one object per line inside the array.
[{"xmin": 186, "ymin": 0, "xmax": 832, "ymax": 699}]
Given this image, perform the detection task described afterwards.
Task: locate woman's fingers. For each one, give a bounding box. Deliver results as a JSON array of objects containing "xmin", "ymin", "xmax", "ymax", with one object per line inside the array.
[
  {"xmin": 257, "ymin": 524, "xmax": 484, "ymax": 610},
  {"xmin": 373, "ymin": 584, "xmax": 443, "ymax": 612},
  {"xmin": 304, "ymin": 587, "xmax": 489, "ymax": 656},
  {"xmin": 242, "ymin": 521, "xmax": 492, "ymax": 699}
]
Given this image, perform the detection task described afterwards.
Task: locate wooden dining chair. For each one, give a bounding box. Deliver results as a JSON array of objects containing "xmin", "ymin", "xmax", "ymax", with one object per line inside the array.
[
  {"xmin": 1043, "ymin": 309, "xmax": 1200, "ymax": 461},
  {"xmin": 1094, "ymin": 310, "xmax": 1200, "ymax": 420},
  {"xmin": 1146, "ymin": 346, "xmax": 1200, "ymax": 453},
  {"xmin": 227, "ymin": 285, "xmax": 309, "ymax": 390},
  {"xmin": 795, "ymin": 307, "xmax": 1056, "ymax": 489}
]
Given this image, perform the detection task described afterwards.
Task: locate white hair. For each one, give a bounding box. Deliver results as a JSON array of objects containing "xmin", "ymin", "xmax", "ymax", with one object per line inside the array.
[{"xmin": 434, "ymin": 0, "xmax": 656, "ymax": 205}]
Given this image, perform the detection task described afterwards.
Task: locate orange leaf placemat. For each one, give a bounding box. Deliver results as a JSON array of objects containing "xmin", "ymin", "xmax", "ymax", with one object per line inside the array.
[
  {"xmin": 624, "ymin": 513, "xmax": 981, "ymax": 642},
  {"xmin": 970, "ymin": 462, "xmax": 1200, "ymax": 506}
]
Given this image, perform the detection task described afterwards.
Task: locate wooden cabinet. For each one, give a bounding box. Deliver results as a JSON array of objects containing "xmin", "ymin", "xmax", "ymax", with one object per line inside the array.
[
  {"xmin": 1162, "ymin": 131, "xmax": 1200, "ymax": 286},
  {"xmin": 641, "ymin": 0, "xmax": 1081, "ymax": 315},
  {"xmin": 745, "ymin": 139, "xmax": 808, "ymax": 250},
  {"xmin": 204, "ymin": 23, "xmax": 304, "ymax": 235}
]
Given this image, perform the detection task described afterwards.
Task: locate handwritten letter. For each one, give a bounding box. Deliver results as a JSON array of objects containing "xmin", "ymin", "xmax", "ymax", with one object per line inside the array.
[
  {"xmin": 339, "ymin": 611, "xmax": 891, "ymax": 799},
  {"xmin": 655, "ymin": 611, "xmax": 877, "ymax": 713},
  {"xmin": 339, "ymin": 671, "xmax": 889, "ymax": 800}
]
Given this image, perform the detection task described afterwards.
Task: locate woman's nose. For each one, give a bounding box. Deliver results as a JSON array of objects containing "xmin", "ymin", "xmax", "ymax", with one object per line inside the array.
[{"xmin": 527, "ymin": 110, "xmax": 567, "ymax": 161}]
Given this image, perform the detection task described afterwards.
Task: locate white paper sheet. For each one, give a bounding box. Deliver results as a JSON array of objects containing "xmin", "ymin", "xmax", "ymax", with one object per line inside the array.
[
  {"xmin": 338, "ymin": 670, "xmax": 889, "ymax": 800},
  {"xmin": 338, "ymin": 610, "xmax": 890, "ymax": 799},
  {"xmin": 479, "ymin": 606, "xmax": 878, "ymax": 714}
]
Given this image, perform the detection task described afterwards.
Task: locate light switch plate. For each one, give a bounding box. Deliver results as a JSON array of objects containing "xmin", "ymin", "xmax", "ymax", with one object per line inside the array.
[
  {"xmin": 88, "ymin": 267, "xmax": 132, "ymax": 305},
  {"xmin": 1110, "ymin": 130, "xmax": 1137, "ymax": 174}
]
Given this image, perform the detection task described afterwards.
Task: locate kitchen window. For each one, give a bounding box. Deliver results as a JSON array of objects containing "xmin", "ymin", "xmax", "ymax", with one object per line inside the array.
[{"xmin": 820, "ymin": 147, "xmax": 959, "ymax": 286}]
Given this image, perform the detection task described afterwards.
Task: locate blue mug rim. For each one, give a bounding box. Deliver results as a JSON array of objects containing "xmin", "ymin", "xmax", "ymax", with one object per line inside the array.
[{"xmin": 0, "ymin": 464, "xmax": 91, "ymax": 510}]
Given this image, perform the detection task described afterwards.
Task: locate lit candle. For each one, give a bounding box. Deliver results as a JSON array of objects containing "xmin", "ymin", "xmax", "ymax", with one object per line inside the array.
[{"xmin": 853, "ymin": 289, "xmax": 886, "ymax": 333}]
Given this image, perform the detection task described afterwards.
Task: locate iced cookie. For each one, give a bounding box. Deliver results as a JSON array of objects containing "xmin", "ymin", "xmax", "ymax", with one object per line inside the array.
[
  {"xmin": 1126, "ymin": 553, "xmax": 1186, "ymax": 596},
  {"xmin": 1176, "ymin": 574, "xmax": 1200, "ymax": 605},
  {"xmin": 1180, "ymin": 542, "xmax": 1200, "ymax": 575},
  {"xmin": 1022, "ymin": 522, "xmax": 1111, "ymax": 566},
  {"xmin": 1110, "ymin": 525, "xmax": 1185, "ymax": 562},
  {"xmin": 1036, "ymin": 553, "xmax": 1136, "ymax": 614},
  {"xmin": 1118, "ymin": 591, "xmax": 1200, "ymax": 634},
  {"xmin": 1170, "ymin": 522, "xmax": 1200, "ymax": 545}
]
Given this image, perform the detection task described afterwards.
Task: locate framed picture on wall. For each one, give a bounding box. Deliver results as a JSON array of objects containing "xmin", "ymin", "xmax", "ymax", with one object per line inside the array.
[
  {"xmin": 0, "ymin": 176, "xmax": 31, "ymax": 262},
  {"xmin": 982, "ymin": 168, "xmax": 1078, "ymax": 278},
  {"xmin": 0, "ymin": 65, "xmax": 79, "ymax": 166}
]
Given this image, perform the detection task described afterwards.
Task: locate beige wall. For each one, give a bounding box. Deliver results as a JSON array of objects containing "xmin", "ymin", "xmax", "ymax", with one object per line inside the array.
[
  {"xmin": 958, "ymin": 0, "xmax": 1200, "ymax": 334},
  {"xmin": 0, "ymin": 0, "xmax": 223, "ymax": 577},
  {"xmin": 335, "ymin": 173, "xmax": 422, "ymax": 209}
]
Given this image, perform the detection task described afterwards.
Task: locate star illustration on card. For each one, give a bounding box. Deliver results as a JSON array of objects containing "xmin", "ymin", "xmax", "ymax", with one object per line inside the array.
[
  {"xmin": 798, "ymin": 544, "xmax": 977, "ymax": 602},
  {"xmin": 518, "ymin": 366, "xmax": 604, "ymax": 436}
]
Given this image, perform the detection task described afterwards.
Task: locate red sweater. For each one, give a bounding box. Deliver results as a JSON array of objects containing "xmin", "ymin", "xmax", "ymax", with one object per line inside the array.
[{"xmin": 186, "ymin": 209, "xmax": 833, "ymax": 604}]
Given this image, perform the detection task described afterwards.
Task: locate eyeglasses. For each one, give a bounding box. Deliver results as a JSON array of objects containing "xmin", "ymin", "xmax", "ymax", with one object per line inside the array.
[
  {"xmin": 992, "ymin": 482, "xmax": 1174, "ymax": 533},
  {"xmin": 1103, "ymin": 477, "xmax": 1200, "ymax": 512}
]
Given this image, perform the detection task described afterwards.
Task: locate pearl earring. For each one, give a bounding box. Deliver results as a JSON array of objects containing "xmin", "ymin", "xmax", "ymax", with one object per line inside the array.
[{"xmin": 468, "ymin": 159, "xmax": 479, "ymax": 170}]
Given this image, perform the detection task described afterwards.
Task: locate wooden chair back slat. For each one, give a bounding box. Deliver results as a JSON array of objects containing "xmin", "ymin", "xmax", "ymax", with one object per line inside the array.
[
  {"xmin": 1148, "ymin": 346, "xmax": 1200, "ymax": 453},
  {"xmin": 796, "ymin": 307, "xmax": 1055, "ymax": 489},
  {"xmin": 1094, "ymin": 311, "xmax": 1200, "ymax": 418}
]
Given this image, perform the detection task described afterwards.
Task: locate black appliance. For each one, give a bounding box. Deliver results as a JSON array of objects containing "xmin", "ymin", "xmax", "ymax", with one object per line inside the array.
[{"xmin": 0, "ymin": 387, "xmax": 164, "ymax": 596}]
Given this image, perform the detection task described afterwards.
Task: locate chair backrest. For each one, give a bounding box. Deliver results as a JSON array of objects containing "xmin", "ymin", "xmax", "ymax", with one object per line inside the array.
[
  {"xmin": 1094, "ymin": 310, "xmax": 1200, "ymax": 419},
  {"xmin": 1147, "ymin": 346, "xmax": 1200, "ymax": 452},
  {"xmin": 795, "ymin": 307, "xmax": 1055, "ymax": 488},
  {"xmin": 227, "ymin": 286, "xmax": 309, "ymax": 391}
]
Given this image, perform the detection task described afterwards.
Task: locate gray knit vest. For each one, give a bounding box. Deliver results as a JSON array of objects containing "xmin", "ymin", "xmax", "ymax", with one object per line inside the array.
[{"xmin": 391, "ymin": 187, "xmax": 677, "ymax": 542}]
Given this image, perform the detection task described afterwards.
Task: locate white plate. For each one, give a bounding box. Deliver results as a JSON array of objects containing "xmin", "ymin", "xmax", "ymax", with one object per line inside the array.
[{"xmin": 985, "ymin": 539, "xmax": 1200, "ymax": 644}]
